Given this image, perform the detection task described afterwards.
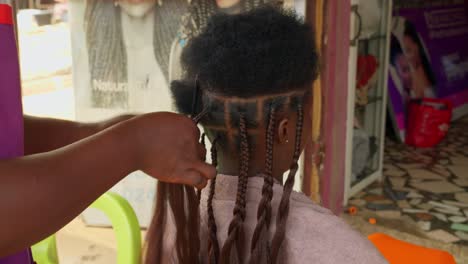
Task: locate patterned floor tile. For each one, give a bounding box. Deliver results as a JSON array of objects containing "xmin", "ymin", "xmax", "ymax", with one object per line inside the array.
[
  {"xmin": 427, "ymin": 230, "xmax": 461, "ymax": 243},
  {"xmin": 455, "ymin": 193, "xmax": 468, "ymax": 204},
  {"xmin": 408, "ymin": 169, "xmax": 445, "ymax": 180},
  {"xmin": 348, "ymin": 116, "xmax": 468, "ymax": 246},
  {"xmin": 449, "ymin": 166, "xmax": 468, "ymax": 179}
]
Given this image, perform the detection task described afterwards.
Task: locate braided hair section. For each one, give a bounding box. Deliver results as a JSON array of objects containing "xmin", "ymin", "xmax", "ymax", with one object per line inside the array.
[
  {"xmin": 270, "ymin": 103, "xmax": 304, "ymax": 263},
  {"xmin": 207, "ymin": 136, "xmax": 220, "ymax": 264},
  {"xmin": 249, "ymin": 106, "xmax": 276, "ymax": 264},
  {"xmin": 220, "ymin": 114, "xmax": 250, "ymax": 264},
  {"xmin": 85, "ymin": 0, "xmax": 128, "ymax": 108}
]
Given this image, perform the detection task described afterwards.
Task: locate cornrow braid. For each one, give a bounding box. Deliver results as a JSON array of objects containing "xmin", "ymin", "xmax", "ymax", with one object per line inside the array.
[
  {"xmin": 270, "ymin": 103, "xmax": 304, "ymax": 263},
  {"xmin": 207, "ymin": 136, "xmax": 220, "ymax": 264},
  {"xmin": 249, "ymin": 105, "xmax": 276, "ymax": 264},
  {"xmin": 220, "ymin": 113, "xmax": 250, "ymax": 264}
]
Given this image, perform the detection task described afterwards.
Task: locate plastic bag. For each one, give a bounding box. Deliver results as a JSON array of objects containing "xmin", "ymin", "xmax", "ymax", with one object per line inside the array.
[
  {"xmin": 356, "ymin": 54, "xmax": 379, "ymax": 106},
  {"xmin": 406, "ymin": 98, "xmax": 452, "ymax": 148},
  {"xmin": 358, "ymin": 0, "xmax": 382, "ymax": 38},
  {"xmin": 352, "ymin": 128, "xmax": 370, "ymax": 182}
]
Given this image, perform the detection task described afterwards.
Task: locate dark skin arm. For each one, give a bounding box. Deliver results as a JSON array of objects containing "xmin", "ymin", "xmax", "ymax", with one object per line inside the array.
[
  {"xmin": 0, "ymin": 112, "xmax": 215, "ymax": 257},
  {"xmin": 24, "ymin": 114, "xmax": 135, "ymax": 155}
]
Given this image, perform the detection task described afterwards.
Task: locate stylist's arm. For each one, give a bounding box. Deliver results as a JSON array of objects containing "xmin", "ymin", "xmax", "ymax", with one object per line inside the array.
[{"xmin": 0, "ymin": 112, "xmax": 215, "ymax": 257}]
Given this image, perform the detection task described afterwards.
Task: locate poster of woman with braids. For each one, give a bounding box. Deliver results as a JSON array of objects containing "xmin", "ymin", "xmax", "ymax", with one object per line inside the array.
[
  {"xmin": 70, "ymin": 0, "xmax": 297, "ymax": 227},
  {"xmin": 71, "ymin": 0, "xmax": 188, "ymax": 115},
  {"xmin": 388, "ymin": 1, "xmax": 468, "ymax": 141},
  {"xmin": 71, "ymin": 0, "xmax": 287, "ymax": 116}
]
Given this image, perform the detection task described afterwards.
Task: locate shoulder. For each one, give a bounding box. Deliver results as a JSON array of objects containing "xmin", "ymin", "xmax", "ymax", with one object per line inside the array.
[{"xmin": 282, "ymin": 192, "xmax": 387, "ymax": 264}]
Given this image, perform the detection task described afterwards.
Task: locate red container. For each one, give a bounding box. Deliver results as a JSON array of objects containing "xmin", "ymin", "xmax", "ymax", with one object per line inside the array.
[
  {"xmin": 0, "ymin": 3, "xmax": 13, "ymax": 25},
  {"xmin": 406, "ymin": 98, "xmax": 453, "ymax": 148}
]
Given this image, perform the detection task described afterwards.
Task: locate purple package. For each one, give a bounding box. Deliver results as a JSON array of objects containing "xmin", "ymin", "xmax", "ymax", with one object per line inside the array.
[
  {"xmin": 0, "ymin": 3, "xmax": 31, "ymax": 264},
  {"xmin": 388, "ymin": 1, "xmax": 468, "ymax": 141}
]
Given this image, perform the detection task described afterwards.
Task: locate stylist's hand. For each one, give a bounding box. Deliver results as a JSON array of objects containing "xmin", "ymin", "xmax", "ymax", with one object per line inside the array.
[{"xmin": 128, "ymin": 112, "xmax": 215, "ymax": 189}]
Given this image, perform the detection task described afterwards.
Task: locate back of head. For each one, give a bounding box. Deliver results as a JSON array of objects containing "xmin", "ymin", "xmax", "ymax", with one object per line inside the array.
[
  {"xmin": 171, "ymin": 7, "xmax": 318, "ymax": 169},
  {"xmin": 171, "ymin": 6, "xmax": 318, "ymax": 111}
]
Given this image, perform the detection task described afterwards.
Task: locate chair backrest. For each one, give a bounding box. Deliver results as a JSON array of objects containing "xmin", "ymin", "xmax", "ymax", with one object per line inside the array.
[
  {"xmin": 32, "ymin": 192, "xmax": 142, "ymax": 264},
  {"xmin": 90, "ymin": 192, "xmax": 142, "ymax": 264},
  {"xmin": 368, "ymin": 233, "xmax": 456, "ymax": 264},
  {"xmin": 31, "ymin": 235, "xmax": 58, "ymax": 264}
]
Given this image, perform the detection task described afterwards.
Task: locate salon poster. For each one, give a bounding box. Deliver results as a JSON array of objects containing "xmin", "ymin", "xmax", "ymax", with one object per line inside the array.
[
  {"xmin": 388, "ymin": 0, "xmax": 468, "ymax": 141},
  {"xmin": 69, "ymin": 0, "xmax": 296, "ymax": 227}
]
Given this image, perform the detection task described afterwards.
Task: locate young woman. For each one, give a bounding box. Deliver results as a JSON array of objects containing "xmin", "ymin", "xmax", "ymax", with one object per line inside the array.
[
  {"xmin": 84, "ymin": 0, "xmax": 187, "ymax": 109},
  {"xmin": 390, "ymin": 34, "xmax": 412, "ymax": 117},
  {"xmin": 402, "ymin": 20, "xmax": 437, "ymax": 98},
  {"xmin": 145, "ymin": 7, "xmax": 387, "ymax": 264}
]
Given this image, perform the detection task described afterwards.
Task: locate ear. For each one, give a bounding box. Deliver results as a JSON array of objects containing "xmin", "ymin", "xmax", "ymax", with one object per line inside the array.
[{"xmin": 277, "ymin": 118, "xmax": 290, "ymax": 144}]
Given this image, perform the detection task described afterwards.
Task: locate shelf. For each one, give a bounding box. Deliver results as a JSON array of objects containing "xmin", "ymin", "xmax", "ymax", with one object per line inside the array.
[
  {"xmin": 356, "ymin": 96, "xmax": 383, "ymax": 109},
  {"xmin": 344, "ymin": 0, "xmax": 392, "ymax": 204},
  {"xmin": 346, "ymin": 169, "xmax": 382, "ymax": 203},
  {"xmin": 359, "ymin": 34, "xmax": 387, "ymax": 41},
  {"xmin": 352, "ymin": 166, "xmax": 376, "ymax": 186}
]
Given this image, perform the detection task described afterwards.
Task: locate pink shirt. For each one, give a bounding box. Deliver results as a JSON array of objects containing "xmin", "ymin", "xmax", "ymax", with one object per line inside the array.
[{"xmin": 162, "ymin": 175, "xmax": 388, "ymax": 263}]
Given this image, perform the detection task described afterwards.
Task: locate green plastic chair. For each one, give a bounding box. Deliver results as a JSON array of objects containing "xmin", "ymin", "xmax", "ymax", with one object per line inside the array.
[{"xmin": 31, "ymin": 192, "xmax": 142, "ymax": 264}]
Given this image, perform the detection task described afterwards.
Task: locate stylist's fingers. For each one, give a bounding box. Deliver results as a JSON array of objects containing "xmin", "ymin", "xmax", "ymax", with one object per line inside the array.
[
  {"xmin": 187, "ymin": 119, "xmax": 201, "ymax": 139},
  {"xmin": 193, "ymin": 160, "xmax": 217, "ymax": 180},
  {"xmin": 197, "ymin": 144, "xmax": 207, "ymax": 160},
  {"xmin": 177, "ymin": 169, "xmax": 209, "ymax": 189}
]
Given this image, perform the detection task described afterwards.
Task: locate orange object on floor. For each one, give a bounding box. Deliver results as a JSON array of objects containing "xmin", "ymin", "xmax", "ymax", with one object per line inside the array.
[
  {"xmin": 368, "ymin": 218, "xmax": 377, "ymax": 224},
  {"xmin": 348, "ymin": 206, "xmax": 358, "ymax": 215},
  {"xmin": 368, "ymin": 233, "xmax": 456, "ymax": 264}
]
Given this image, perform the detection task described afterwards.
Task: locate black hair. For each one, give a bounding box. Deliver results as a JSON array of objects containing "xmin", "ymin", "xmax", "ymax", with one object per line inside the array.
[
  {"xmin": 171, "ymin": 6, "xmax": 318, "ymax": 114},
  {"xmin": 390, "ymin": 34, "xmax": 404, "ymax": 66}
]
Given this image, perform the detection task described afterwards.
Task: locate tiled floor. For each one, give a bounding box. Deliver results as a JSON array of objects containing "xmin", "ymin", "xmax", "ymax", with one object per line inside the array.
[{"xmin": 346, "ymin": 116, "xmax": 468, "ymax": 261}]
